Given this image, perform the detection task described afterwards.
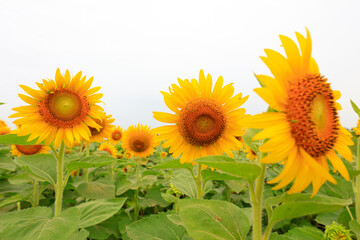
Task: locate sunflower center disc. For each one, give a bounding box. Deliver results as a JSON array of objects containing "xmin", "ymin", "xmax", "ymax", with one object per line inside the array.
[
  {"xmin": 15, "ymin": 145, "xmax": 42, "ymax": 155},
  {"xmin": 286, "ymin": 74, "xmax": 339, "ymax": 158},
  {"xmin": 47, "ymin": 90, "xmax": 82, "ymax": 121},
  {"xmin": 178, "ymin": 98, "xmax": 226, "ymax": 146},
  {"xmin": 131, "ymin": 139, "xmax": 147, "ymax": 152},
  {"xmin": 112, "ymin": 131, "xmax": 122, "ymax": 140}
]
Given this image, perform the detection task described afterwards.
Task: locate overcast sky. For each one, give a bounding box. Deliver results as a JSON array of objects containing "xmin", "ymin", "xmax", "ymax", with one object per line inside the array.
[{"xmin": 0, "ymin": 0, "xmax": 359, "ymax": 130}]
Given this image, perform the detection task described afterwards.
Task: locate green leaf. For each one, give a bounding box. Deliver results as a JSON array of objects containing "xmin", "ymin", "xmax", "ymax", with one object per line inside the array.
[
  {"xmin": 76, "ymin": 198, "xmax": 126, "ymax": 228},
  {"xmin": 15, "ymin": 154, "xmax": 57, "ymax": 185},
  {"xmin": 351, "ymin": 100, "xmax": 360, "ymax": 116},
  {"xmin": 139, "ymin": 185, "xmax": 171, "ymax": 208},
  {"xmin": 77, "ymin": 181, "xmax": 115, "ymax": 200},
  {"xmin": 0, "ymin": 134, "xmax": 43, "ymax": 145},
  {"xmin": 68, "ymin": 229, "xmax": 89, "ymax": 240},
  {"xmin": 349, "ymin": 220, "xmax": 360, "ymax": 236},
  {"xmin": 269, "ymin": 193, "xmax": 351, "ymax": 226},
  {"xmin": 152, "ymin": 159, "xmax": 193, "ymax": 171},
  {"xmin": 66, "ymin": 155, "xmax": 115, "ymax": 172},
  {"xmin": 0, "ymin": 102, "xmax": 5, "ymax": 105},
  {"xmin": 201, "ymin": 169, "xmax": 242, "ymax": 184},
  {"xmin": 179, "ymin": 199, "xmax": 250, "ymax": 240},
  {"xmin": 0, "ymin": 155, "xmax": 16, "ymax": 171},
  {"xmin": 170, "ymin": 170, "xmax": 197, "ymax": 199},
  {"xmin": 315, "ymin": 210, "xmax": 341, "ymax": 226},
  {"xmin": 116, "ymin": 179, "xmax": 134, "ymax": 195},
  {"xmin": 86, "ymin": 214, "xmax": 122, "ymax": 239},
  {"xmin": 126, "ymin": 212, "xmax": 187, "ymax": 240},
  {"xmin": 0, "ymin": 194, "xmax": 25, "ymax": 208},
  {"xmin": 194, "ymin": 155, "xmax": 261, "ymax": 184},
  {"xmin": 283, "ymin": 226, "xmax": 324, "ymax": 240},
  {"xmin": 242, "ymin": 128, "xmax": 262, "ymax": 152},
  {"xmin": 1, "ymin": 207, "xmax": 80, "ymax": 240}
]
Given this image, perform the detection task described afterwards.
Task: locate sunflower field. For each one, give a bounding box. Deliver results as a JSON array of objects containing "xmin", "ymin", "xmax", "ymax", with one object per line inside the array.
[{"xmin": 1, "ymin": 29, "xmax": 360, "ymax": 240}]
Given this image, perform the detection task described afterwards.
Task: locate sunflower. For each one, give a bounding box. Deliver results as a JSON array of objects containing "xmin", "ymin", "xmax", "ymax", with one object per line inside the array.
[
  {"xmin": 244, "ymin": 145, "xmax": 257, "ymax": 161},
  {"xmin": 98, "ymin": 142, "xmax": 117, "ymax": 157},
  {"xmin": 122, "ymin": 124, "xmax": 158, "ymax": 158},
  {"xmin": 10, "ymin": 69, "xmax": 104, "ymax": 149},
  {"xmin": 88, "ymin": 114, "xmax": 115, "ymax": 143},
  {"xmin": 242, "ymin": 29, "xmax": 353, "ymax": 195},
  {"xmin": 160, "ymin": 151, "xmax": 167, "ymax": 159},
  {"xmin": 11, "ymin": 144, "xmax": 50, "ymax": 157},
  {"xmin": 0, "ymin": 120, "xmax": 11, "ymax": 135},
  {"xmin": 353, "ymin": 119, "xmax": 360, "ymax": 136},
  {"xmin": 124, "ymin": 151, "xmax": 132, "ymax": 159},
  {"xmin": 153, "ymin": 70, "xmax": 248, "ymax": 164},
  {"xmin": 109, "ymin": 126, "xmax": 123, "ymax": 145}
]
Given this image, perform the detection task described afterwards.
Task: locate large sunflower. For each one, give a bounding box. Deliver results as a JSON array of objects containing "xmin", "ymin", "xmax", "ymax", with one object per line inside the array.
[
  {"xmin": 10, "ymin": 69, "xmax": 104, "ymax": 148},
  {"xmin": 88, "ymin": 114, "xmax": 115, "ymax": 143},
  {"xmin": 153, "ymin": 70, "xmax": 248, "ymax": 164},
  {"xmin": 243, "ymin": 29, "xmax": 353, "ymax": 195},
  {"xmin": 122, "ymin": 124, "xmax": 158, "ymax": 158}
]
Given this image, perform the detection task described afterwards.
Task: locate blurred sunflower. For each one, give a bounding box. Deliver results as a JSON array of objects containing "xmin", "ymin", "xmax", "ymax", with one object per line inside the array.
[
  {"xmin": 11, "ymin": 144, "xmax": 50, "ymax": 157},
  {"xmin": 0, "ymin": 120, "xmax": 10, "ymax": 135},
  {"xmin": 353, "ymin": 119, "xmax": 360, "ymax": 136},
  {"xmin": 88, "ymin": 114, "xmax": 115, "ymax": 143},
  {"xmin": 124, "ymin": 151, "xmax": 132, "ymax": 159},
  {"xmin": 242, "ymin": 29, "xmax": 353, "ymax": 195},
  {"xmin": 122, "ymin": 124, "xmax": 158, "ymax": 158},
  {"xmin": 244, "ymin": 145, "xmax": 257, "ymax": 161},
  {"xmin": 153, "ymin": 70, "xmax": 248, "ymax": 164},
  {"xmin": 98, "ymin": 142, "xmax": 117, "ymax": 157},
  {"xmin": 109, "ymin": 126, "xmax": 123, "ymax": 145},
  {"xmin": 160, "ymin": 151, "xmax": 167, "ymax": 159},
  {"xmin": 10, "ymin": 69, "xmax": 104, "ymax": 148}
]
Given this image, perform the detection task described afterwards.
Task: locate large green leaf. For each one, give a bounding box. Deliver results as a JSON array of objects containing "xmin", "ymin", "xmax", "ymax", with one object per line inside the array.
[
  {"xmin": 0, "ymin": 155, "xmax": 16, "ymax": 171},
  {"xmin": 201, "ymin": 169, "xmax": 242, "ymax": 183},
  {"xmin": 0, "ymin": 134, "xmax": 43, "ymax": 145},
  {"xmin": 66, "ymin": 155, "xmax": 115, "ymax": 172},
  {"xmin": 269, "ymin": 193, "xmax": 351, "ymax": 226},
  {"xmin": 349, "ymin": 220, "xmax": 360, "ymax": 236},
  {"xmin": 152, "ymin": 159, "xmax": 193, "ymax": 171},
  {"xmin": 76, "ymin": 198, "xmax": 126, "ymax": 228},
  {"xmin": 282, "ymin": 226, "xmax": 324, "ymax": 240},
  {"xmin": 351, "ymin": 100, "xmax": 360, "ymax": 116},
  {"xmin": 77, "ymin": 181, "xmax": 115, "ymax": 200},
  {"xmin": 194, "ymin": 155, "xmax": 261, "ymax": 183},
  {"xmin": 126, "ymin": 212, "xmax": 187, "ymax": 240},
  {"xmin": 15, "ymin": 154, "xmax": 57, "ymax": 185},
  {"xmin": 0, "ymin": 194, "xmax": 26, "ymax": 208},
  {"xmin": 1, "ymin": 207, "xmax": 80, "ymax": 240},
  {"xmin": 179, "ymin": 199, "xmax": 250, "ymax": 240}
]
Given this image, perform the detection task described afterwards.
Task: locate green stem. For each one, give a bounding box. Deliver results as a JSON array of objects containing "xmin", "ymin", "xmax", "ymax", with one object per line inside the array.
[
  {"xmin": 83, "ymin": 144, "xmax": 90, "ymax": 183},
  {"xmin": 32, "ymin": 180, "xmax": 39, "ymax": 207},
  {"xmin": 356, "ymin": 138, "xmax": 360, "ymax": 225},
  {"xmin": 111, "ymin": 161, "xmax": 116, "ymax": 182},
  {"xmin": 134, "ymin": 161, "xmax": 141, "ymax": 221},
  {"xmin": 54, "ymin": 142, "xmax": 65, "ymax": 216},
  {"xmin": 195, "ymin": 163, "xmax": 203, "ymax": 199},
  {"xmin": 262, "ymin": 222, "xmax": 275, "ymax": 240}
]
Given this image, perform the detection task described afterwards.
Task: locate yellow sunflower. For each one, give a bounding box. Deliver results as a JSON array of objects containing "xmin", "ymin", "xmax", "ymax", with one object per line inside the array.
[
  {"xmin": 11, "ymin": 144, "xmax": 50, "ymax": 157},
  {"xmin": 88, "ymin": 114, "xmax": 115, "ymax": 143},
  {"xmin": 153, "ymin": 70, "xmax": 248, "ymax": 164},
  {"xmin": 160, "ymin": 151, "xmax": 167, "ymax": 159},
  {"xmin": 124, "ymin": 151, "xmax": 132, "ymax": 159},
  {"xmin": 242, "ymin": 29, "xmax": 353, "ymax": 195},
  {"xmin": 109, "ymin": 126, "xmax": 123, "ymax": 145},
  {"xmin": 244, "ymin": 145, "xmax": 257, "ymax": 161},
  {"xmin": 98, "ymin": 142, "xmax": 117, "ymax": 157},
  {"xmin": 0, "ymin": 120, "xmax": 11, "ymax": 135},
  {"xmin": 10, "ymin": 69, "xmax": 104, "ymax": 149},
  {"xmin": 353, "ymin": 119, "xmax": 360, "ymax": 136},
  {"xmin": 122, "ymin": 124, "xmax": 158, "ymax": 158}
]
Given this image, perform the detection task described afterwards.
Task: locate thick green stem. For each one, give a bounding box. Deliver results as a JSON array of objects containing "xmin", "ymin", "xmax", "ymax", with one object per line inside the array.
[
  {"xmin": 262, "ymin": 222, "xmax": 275, "ymax": 240},
  {"xmin": 83, "ymin": 144, "xmax": 90, "ymax": 183},
  {"xmin": 32, "ymin": 180, "xmax": 39, "ymax": 207},
  {"xmin": 134, "ymin": 161, "xmax": 141, "ymax": 221},
  {"xmin": 54, "ymin": 142, "xmax": 65, "ymax": 216},
  {"xmin": 356, "ymin": 138, "xmax": 360, "ymax": 225},
  {"xmin": 195, "ymin": 163, "xmax": 203, "ymax": 199},
  {"xmin": 17, "ymin": 202, "xmax": 21, "ymax": 211}
]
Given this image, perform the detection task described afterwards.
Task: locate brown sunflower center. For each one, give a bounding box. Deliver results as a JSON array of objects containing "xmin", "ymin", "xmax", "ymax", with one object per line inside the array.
[
  {"xmin": 178, "ymin": 98, "xmax": 226, "ymax": 146},
  {"xmin": 112, "ymin": 131, "xmax": 122, "ymax": 141},
  {"xmin": 40, "ymin": 89, "xmax": 90, "ymax": 128},
  {"xmin": 286, "ymin": 74, "xmax": 339, "ymax": 158},
  {"xmin": 89, "ymin": 118, "xmax": 104, "ymax": 136},
  {"xmin": 15, "ymin": 145, "xmax": 43, "ymax": 155},
  {"xmin": 130, "ymin": 139, "xmax": 148, "ymax": 152}
]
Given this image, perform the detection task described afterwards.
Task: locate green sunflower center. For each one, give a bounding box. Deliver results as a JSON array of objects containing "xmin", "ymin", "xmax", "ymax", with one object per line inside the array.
[
  {"xmin": 287, "ymin": 74, "xmax": 339, "ymax": 158},
  {"xmin": 178, "ymin": 98, "xmax": 226, "ymax": 146}
]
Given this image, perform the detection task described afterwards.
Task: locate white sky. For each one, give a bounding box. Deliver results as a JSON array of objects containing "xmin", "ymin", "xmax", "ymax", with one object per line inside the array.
[{"xmin": 0, "ymin": 0, "xmax": 359, "ymax": 129}]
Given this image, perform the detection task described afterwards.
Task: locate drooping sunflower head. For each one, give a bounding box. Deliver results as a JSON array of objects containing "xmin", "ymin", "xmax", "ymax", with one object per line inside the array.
[
  {"xmin": 10, "ymin": 69, "xmax": 105, "ymax": 148},
  {"xmin": 153, "ymin": 70, "xmax": 248, "ymax": 164},
  {"xmin": 11, "ymin": 144, "xmax": 50, "ymax": 157},
  {"xmin": 243, "ymin": 28, "xmax": 353, "ymax": 196},
  {"xmin": 0, "ymin": 120, "xmax": 11, "ymax": 135},
  {"xmin": 88, "ymin": 114, "xmax": 115, "ymax": 143},
  {"xmin": 98, "ymin": 142, "xmax": 117, "ymax": 157},
  {"xmin": 109, "ymin": 126, "xmax": 123, "ymax": 145},
  {"xmin": 122, "ymin": 124, "xmax": 158, "ymax": 158}
]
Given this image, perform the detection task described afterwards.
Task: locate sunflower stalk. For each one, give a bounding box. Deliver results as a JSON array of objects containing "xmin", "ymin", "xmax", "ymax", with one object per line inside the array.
[
  {"xmin": 53, "ymin": 142, "xmax": 65, "ymax": 217},
  {"xmin": 195, "ymin": 163, "xmax": 204, "ymax": 199},
  {"xmin": 134, "ymin": 160, "xmax": 141, "ymax": 221},
  {"xmin": 32, "ymin": 179, "xmax": 39, "ymax": 208},
  {"xmin": 83, "ymin": 143, "xmax": 90, "ymax": 183}
]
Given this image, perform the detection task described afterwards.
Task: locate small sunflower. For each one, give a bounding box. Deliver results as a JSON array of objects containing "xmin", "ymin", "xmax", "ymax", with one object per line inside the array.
[
  {"xmin": 88, "ymin": 114, "xmax": 115, "ymax": 143},
  {"xmin": 98, "ymin": 142, "xmax": 117, "ymax": 157},
  {"xmin": 124, "ymin": 151, "xmax": 132, "ymax": 159},
  {"xmin": 11, "ymin": 144, "xmax": 50, "ymax": 157},
  {"xmin": 153, "ymin": 70, "xmax": 248, "ymax": 164},
  {"xmin": 353, "ymin": 119, "xmax": 360, "ymax": 136},
  {"xmin": 0, "ymin": 120, "xmax": 11, "ymax": 135},
  {"xmin": 122, "ymin": 124, "xmax": 158, "ymax": 158},
  {"xmin": 242, "ymin": 29, "xmax": 353, "ymax": 195},
  {"xmin": 109, "ymin": 126, "xmax": 123, "ymax": 145},
  {"xmin": 10, "ymin": 69, "xmax": 104, "ymax": 148},
  {"xmin": 244, "ymin": 145, "xmax": 257, "ymax": 161},
  {"xmin": 160, "ymin": 151, "xmax": 167, "ymax": 159}
]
